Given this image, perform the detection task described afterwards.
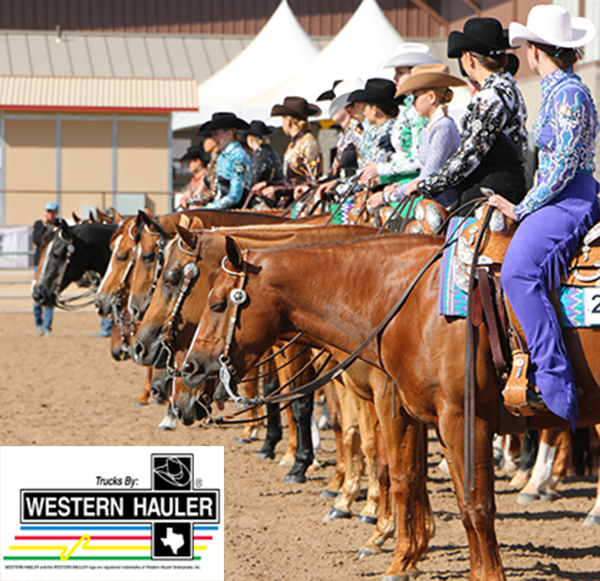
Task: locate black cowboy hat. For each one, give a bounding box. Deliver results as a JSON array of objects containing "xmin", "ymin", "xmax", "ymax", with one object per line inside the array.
[
  {"xmin": 179, "ymin": 142, "xmax": 210, "ymax": 165},
  {"xmin": 317, "ymin": 79, "xmax": 343, "ymax": 102},
  {"xmin": 447, "ymin": 17, "xmax": 511, "ymax": 58},
  {"xmin": 348, "ymin": 78, "xmax": 398, "ymax": 110},
  {"xmin": 244, "ymin": 120, "xmax": 277, "ymax": 138},
  {"xmin": 203, "ymin": 112, "xmax": 249, "ymax": 133},
  {"xmin": 271, "ymin": 96, "xmax": 321, "ymax": 120},
  {"xmin": 195, "ymin": 120, "xmax": 211, "ymax": 137}
]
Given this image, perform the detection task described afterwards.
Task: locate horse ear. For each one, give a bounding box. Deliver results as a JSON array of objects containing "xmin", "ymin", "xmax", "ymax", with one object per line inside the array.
[
  {"xmin": 58, "ymin": 219, "xmax": 72, "ymax": 241},
  {"xmin": 225, "ymin": 236, "xmax": 243, "ymax": 271},
  {"xmin": 174, "ymin": 222, "xmax": 197, "ymax": 250},
  {"xmin": 138, "ymin": 209, "xmax": 153, "ymax": 229},
  {"xmin": 179, "ymin": 214, "xmax": 190, "ymax": 229},
  {"xmin": 72, "ymin": 212, "xmax": 81, "ymax": 224},
  {"xmin": 144, "ymin": 207, "xmax": 154, "ymax": 219},
  {"xmin": 189, "ymin": 217, "xmax": 204, "ymax": 231},
  {"xmin": 89, "ymin": 210, "xmax": 97, "ymax": 223}
]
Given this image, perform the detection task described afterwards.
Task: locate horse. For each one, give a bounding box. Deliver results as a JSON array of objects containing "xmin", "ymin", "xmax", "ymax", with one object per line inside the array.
[
  {"xmin": 33, "ymin": 219, "xmax": 118, "ymax": 307},
  {"xmin": 182, "ymin": 233, "xmax": 600, "ymax": 580},
  {"xmin": 133, "ymin": 221, "xmax": 384, "ymax": 494}
]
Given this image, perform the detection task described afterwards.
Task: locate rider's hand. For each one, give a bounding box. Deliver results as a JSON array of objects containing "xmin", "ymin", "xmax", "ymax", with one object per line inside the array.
[
  {"xmin": 294, "ymin": 184, "xmax": 310, "ymax": 200},
  {"xmin": 367, "ymin": 192, "xmax": 384, "ymax": 209},
  {"xmin": 360, "ymin": 162, "xmax": 379, "ymax": 184},
  {"xmin": 405, "ymin": 179, "xmax": 419, "ymax": 196},
  {"xmin": 261, "ymin": 186, "xmax": 276, "ymax": 200},
  {"xmin": 487, "ymin": 195, "xmax": 517, "ymax": 221}
]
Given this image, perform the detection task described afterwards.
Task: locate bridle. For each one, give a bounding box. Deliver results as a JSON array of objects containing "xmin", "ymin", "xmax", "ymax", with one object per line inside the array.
[{"xmin": 143, "ymin": 222, "xmax": 167, "ymax": 297}]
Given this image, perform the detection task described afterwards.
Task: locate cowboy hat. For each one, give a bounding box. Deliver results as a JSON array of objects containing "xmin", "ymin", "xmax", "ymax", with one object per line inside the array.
[
  {"xmin": 348, "ymin": 78, "xmax": 398, "ymax": 111},
  {"xmin": 448, "ymin": 17, "xmax": 511, "ymax": 58},
  {"xmin": 395, "ymin": 64, "xmax": 466, "ymax": 97},
  {"xmin": 383, "ymin": 42, "xmax": 442, "ymax": 69},
  {"xmin": 317, "ymin": 80, "xmax": 343, "ymax": 102},
  {"xmin": 203, "ymin": 112, "xmax": 249, "ymax": 133},
  {"xmin": 179, "ymin": 142, "xmax": 210, "ymax": 165},
  {"xmin": 271, "ymin": 96, "xmax": 321, "ymax": 120},
  {"xmin": 244, "ymin": 120, "xmax": 277, "ymax": 138},
  {"xmin": 509, "ymin": 4, "xmax": 595, "ymax": 48},
  {"xmin": 328, "ymin": 77, "xmax": 365, "ymax": 119}
]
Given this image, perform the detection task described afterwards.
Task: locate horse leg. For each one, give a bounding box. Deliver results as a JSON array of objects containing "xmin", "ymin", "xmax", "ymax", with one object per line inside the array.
[
  {"xmin": 584, "ymin": 423, "xmax": 600, "ymax": 525},
  {"xmin": 364, "ymin": 375, "xmax": 430, "ymax": 581},
  {"xmin": 237, "ymin": 369, "xmax": 261, "ymax": 443},
  {"xmin": 357, "ymin": 418, "xmax": 396, "ymax": 559},
  {"xmin": 283, "ymin": 392, "xmax": 315, "ymax": 483},
  {"xmin": 257, "ymin": 359, "xmax": 282, "ymax": 460},
  {"xmin": 320, "ymin": 380, "xmax": 345, "ymax": 498},
  {"xmin": 356, "ymin": 399, "xmax": 380, "ymax": 524},
  {"xmin": 325, "ymin": 378, "xmax": 362, "ymax": 520},
  {"xmin": 518, "ymin": 428, "xmax": 564, "ymax": 504},
  {"xmin": 274, "ymin": 351, "xmax": 297, "ymax": 466},
  {"xmin": 136, "ymin": 367, "xmax": 153, "ymax": 405},
  {"xmin": 438, "ymin": 410, "xmax": 505, "ymax": 581},
  {"xmin": 509, "ymin": 429, "xmax": 538, "ymax": 489}
]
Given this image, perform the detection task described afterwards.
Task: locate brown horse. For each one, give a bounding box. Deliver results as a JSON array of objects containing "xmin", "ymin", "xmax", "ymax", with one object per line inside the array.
[{"xmin": 183, "ymin": 233, "xmax": 600, "ymax": 580}]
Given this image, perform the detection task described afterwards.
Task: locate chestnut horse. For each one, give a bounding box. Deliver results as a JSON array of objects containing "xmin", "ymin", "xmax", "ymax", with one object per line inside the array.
[{"xmin": 183, "ymin": 233, "xmax": 600, "ymax": 580}]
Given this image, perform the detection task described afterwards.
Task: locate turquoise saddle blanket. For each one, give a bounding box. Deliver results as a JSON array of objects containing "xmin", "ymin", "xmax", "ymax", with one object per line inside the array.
[{"xmin": 438, "ymin": 217, "xmax": 599, "ymax": 328}]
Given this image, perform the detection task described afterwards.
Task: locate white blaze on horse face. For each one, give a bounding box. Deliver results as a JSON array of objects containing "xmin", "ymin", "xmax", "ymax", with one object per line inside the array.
[
  {"xmin": 97, "ymin": 233, "xmax": 123, "ymax": 294},
  {"xmin": 37, "ymin": 237, "xmax": 55, "ymax": 284}
]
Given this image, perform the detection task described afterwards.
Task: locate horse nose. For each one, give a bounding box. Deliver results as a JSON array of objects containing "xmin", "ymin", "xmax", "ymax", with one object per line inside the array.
[
  {"xmin": 181, "ymin": 359, "xmax": 203, "ymax": 389},
  {"xmin": 129, "ymin": 303, "xmax": 143, "ymax": 321},
  {"xmin": 94, "ymin": 295, "xmax": 110, "ymax": 317},
  {"xmin": 32, "ymin": 285, "xmax": 45, "ymax": 303}
]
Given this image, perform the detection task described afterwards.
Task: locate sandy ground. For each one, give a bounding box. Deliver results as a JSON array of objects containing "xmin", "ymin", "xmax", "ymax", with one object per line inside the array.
[{"xmin": 1, "ymin": 311, "xmax": 600, "ymax": 580}]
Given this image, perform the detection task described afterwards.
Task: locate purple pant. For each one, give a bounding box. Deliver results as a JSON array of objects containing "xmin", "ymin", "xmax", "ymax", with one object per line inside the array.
[{"xmin": 501, "ymin": 173, "xmax": 600, "ymax": 428}]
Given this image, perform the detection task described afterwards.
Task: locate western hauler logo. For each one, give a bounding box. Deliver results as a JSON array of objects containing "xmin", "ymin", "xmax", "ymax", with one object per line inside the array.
[{"xmin": 1, "ymin": 446, "xmax": 224, "ymax": 581}]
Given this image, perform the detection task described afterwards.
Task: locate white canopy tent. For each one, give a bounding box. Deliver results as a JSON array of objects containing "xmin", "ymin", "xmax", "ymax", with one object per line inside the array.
[
  {"xmin": 239, "ymin": 0, "xmax": 404, "ymax": 122},
  {"xmin": 172, "ymin": 0, "xmax": 319, "ymax": 131}
]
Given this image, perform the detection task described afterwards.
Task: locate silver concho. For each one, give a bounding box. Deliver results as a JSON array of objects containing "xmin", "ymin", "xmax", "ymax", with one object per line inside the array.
[
  {"xmin": 230, "ymin": 288, "xmax": 248, "ymax": 305},
  {"xmin": 183, "ymin": 262, "xmax": 199, "ymax": 279}
]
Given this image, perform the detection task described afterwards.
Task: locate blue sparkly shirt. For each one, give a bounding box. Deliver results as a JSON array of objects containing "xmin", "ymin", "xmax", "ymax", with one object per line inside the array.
[
  {"xmin": 204, "ymin": 141, "xmax": 252, "ymax": 210},
  {"xmin": 514, "ymin": 68, "xmax": 598, "ymax": 220}
]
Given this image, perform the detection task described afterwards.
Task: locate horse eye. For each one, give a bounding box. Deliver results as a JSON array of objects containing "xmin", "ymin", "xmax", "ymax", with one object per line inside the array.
[
  {"xmin": 209, "ymin": 298, "xmax": 226, "ymax": 313},
  {"xmin": 164, "ymin": 267, "xmax": 181, "ymax": 285},
  {"xmin": 116, "ymin": 252, "xmax": 128, "ymax": 262},
  {"xmin": 142, "ymin": 252, "xmax": 155, "ymax": 263}
]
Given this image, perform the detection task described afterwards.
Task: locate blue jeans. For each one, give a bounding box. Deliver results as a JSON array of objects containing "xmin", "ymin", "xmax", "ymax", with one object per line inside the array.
[
  {"xmin": 33, "ymin": 266, "xmax": 53, "ymax": 332},
  {"xmin": 101, "ymin": 317, "xmax": 112, "ymax": 336}
]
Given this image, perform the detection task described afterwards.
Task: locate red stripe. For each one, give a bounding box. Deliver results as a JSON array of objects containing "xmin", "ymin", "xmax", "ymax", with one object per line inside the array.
[
  {"xmin": 193, "ymin": 536, "xmax": 213, "ymax": 540},
  {"xmin": 15, "ymin": 536, "xmax": 151, "ymax": 540}
]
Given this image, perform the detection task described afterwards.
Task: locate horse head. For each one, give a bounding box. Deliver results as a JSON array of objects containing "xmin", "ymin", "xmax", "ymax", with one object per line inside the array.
[{"xmin": 95, "ymin": 215, "xmax": 137, "ymax": 317}]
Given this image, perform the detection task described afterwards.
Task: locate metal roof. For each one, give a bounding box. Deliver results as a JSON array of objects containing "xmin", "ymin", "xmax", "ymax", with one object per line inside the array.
[
  {"xmin": 0, "ymin": 29, "xmax": 331, "ymax": 83},
  {"xmin": 0, "ymin": 75, "xmax": 198, "ymax": 111}
]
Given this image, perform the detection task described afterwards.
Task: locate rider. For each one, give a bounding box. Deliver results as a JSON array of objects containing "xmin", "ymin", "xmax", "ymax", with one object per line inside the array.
[
  {"xmin": 251, "ymin": 96, "xmax": 323, "ymax": 210},
  {"xmin": 406, "ymin": 18, "xmax": 528, "ymax": 216},
  {"xmin": 488, "ymin": 4, "xmax": 598, "ymax": 427},
  {"xmin": 177, "ymin": 139, "xmax": 212, "ymax": 209},
  {"xmin": 370, "ymin": 64, "xmax": 464, "ymax": 209},
  {"xmin": 201, "ymin": 112, "xmax": 252, "ymax": 210}
]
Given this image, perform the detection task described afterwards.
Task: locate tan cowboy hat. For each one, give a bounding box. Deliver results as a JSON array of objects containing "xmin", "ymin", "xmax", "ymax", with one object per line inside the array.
[
  {"xmin": 395, "ymin": 64, "xmax": 466, "ymax": 97},
  {"xmin": 509, "ymin": 5, "xmax": 595, "ymax": 48}
]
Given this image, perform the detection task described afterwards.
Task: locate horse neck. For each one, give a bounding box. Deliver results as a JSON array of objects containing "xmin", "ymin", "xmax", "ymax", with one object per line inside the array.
[
  {"xmin": 251, "ymin": 236, "xmax": 442, "ymax": 366},
  {"xmin": 72, "ymin": 224, "xmax": 117, "ymax": 275}
]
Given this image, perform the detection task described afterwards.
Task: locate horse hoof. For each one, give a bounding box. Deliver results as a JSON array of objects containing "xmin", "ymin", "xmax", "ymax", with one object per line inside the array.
[
  {"xmin": 358, "ymin": 514, "xmax": 378, "ymax": 525},
  {"xmin": 134, "ymin": 401, "xmax": 149, "ymax": 406},
  {"xmin": 257, "ymin": 451, "xmax": 275, "ymax": 460},
  {"xmin": 382, "ymin": 575, "xmax": 409, "ymax": 581},
  {"xmin": 320, "ymin": 489, "xmax": 338, "ymax": 499},
  {"xmin": 584, "ymin": 513, "xmax": 600, "ymax": 526},
  {"xmin": 283, "ymin": 473, "xmax": 306, "ymax": 484},
  {"xmin": 517, "ymin": 492, "xmax": 539, "ymax": 505},
  {"xmin": 236, "ymin": 437, "xmax": 252, "ymax": 444},
  {"xmin": 539, "ymin": 491, "xmax": 558, "ymax": 502},
  {"xmin": 356, "ymin": 547, "xmax": 378, "ymax": 559},
  {"xmin": 324, "ymin": 507, "xmax": 352, "ymax": 523}
]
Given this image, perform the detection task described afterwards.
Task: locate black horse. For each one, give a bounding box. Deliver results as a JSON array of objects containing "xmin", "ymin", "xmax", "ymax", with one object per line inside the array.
[{"xmin": 32, "ymin": 219, "xmax": 118, "ymax": 307}]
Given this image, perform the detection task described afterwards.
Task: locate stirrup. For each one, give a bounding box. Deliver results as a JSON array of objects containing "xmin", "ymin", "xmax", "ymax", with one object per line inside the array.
[{"xmin": 502, "ymin": 350, "xmax": 535, "ymax": 417}]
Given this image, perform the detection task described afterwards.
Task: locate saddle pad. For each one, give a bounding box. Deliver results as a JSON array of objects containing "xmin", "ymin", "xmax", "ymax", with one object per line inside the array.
[{"xmin": 438, "ymin": 217, "xmax": 600, "ymax": 328}]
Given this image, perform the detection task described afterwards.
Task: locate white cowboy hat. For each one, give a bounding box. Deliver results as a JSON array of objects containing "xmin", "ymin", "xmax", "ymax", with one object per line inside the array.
[
  {"xmin": 383, "ymin": 42, "xmax": 441, "ymax": 69},
  {"xmin": 329, "ymin": 77, "xmax": 365, "ymax": 119},
  {"xmin": 509, "ymin": 4, "xmax": 595, "ymax": 48}
]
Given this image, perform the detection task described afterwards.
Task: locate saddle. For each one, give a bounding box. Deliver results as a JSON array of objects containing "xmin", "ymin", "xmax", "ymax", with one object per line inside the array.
[{"xmin": 454, "ymin": 206, "xmax": 600, "ymax": 416}]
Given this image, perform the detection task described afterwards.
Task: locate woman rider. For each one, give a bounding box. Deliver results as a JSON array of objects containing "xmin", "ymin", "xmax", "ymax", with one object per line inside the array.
[
  {"xmin": 406, "ymin": 18, "xmax": 528, "ymax": 216},
  {"xmin": 488, "ymin": 5, "xmax": 598, "ymax": 427}
]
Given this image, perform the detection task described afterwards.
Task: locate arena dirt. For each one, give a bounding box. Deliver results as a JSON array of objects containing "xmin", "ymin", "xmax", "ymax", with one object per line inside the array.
[{"xmin": 1, "ymin": 312, "xmax": 599, "ymax": 580}]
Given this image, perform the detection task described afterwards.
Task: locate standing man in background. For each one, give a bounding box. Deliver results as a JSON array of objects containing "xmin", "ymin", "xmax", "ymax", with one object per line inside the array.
[{"xmin": 32, "ymin": 202, "xmax": 59, "ymax": 337}]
